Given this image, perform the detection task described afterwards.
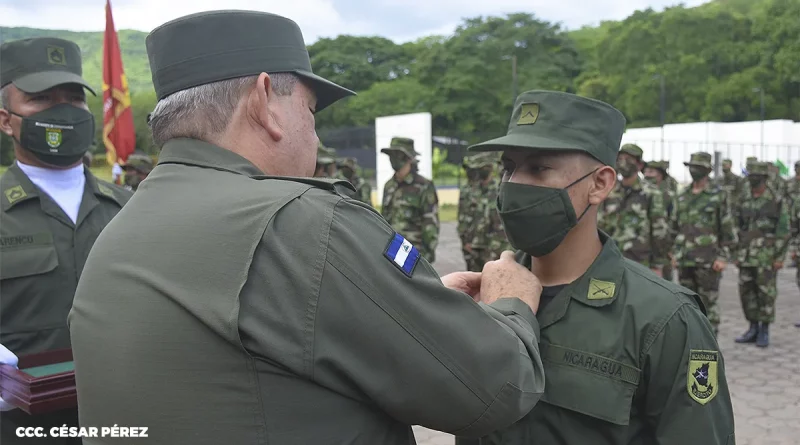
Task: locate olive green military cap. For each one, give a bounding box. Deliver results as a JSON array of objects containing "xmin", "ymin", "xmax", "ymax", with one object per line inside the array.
[
  {"xmin": 647, "ymin": 160, "xmax": 670, "ymax": 172},
  {"xmin": 145, "ymin": 10, "xmax": 355, "ymax": 111},
  {"xmin": 381, "ymin": 137, "xmax": 419, "ymax": 159},
  {"xmin": 722, "ymin": 159, "xmax": 732, "ymax": 164},
  {"xmin": 684, "ymin": 152, "xmax": 713, "ymax": 169},
  {"xmin": 121, "ymin": 152, "xmax": 154, "ymax": 172},
  {"xmin": 468, "ymin": 90, "xmax": 626, "ymax": 166},
  {"xmin": 0, "ymin": 37, "xmax": 95, "ymax": 95},
  {"xmin": 747, "ymin": 161, "xmax": 770, "ymax": 176},
  {"xmin": 619, "ymin": 143, "xmax": 644, "ymax": 160},
  {"xmin": 746, "ymin": 156, "xmax": 758, "ymax": 163}
]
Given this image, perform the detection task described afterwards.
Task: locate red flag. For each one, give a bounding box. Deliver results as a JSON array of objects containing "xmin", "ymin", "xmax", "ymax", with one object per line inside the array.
[{"xmin": 102, "ymin": 0, "xmax": 135, "ymax": 169}]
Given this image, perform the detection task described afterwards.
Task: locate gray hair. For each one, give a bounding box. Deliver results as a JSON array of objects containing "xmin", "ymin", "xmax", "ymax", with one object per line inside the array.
[
  {"xmin": 0, "ymin": 85, "xmax": 10, "ymax": 109},
  {"xmin": 148, "ymin": 73, "xmax": 299, "ymax": 147}
]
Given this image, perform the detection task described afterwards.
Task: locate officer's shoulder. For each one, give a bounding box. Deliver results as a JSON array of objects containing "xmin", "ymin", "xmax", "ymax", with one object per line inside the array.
[
  {"xmin": 620, "ymin": 258, "xmax": 704, "ymax": 314},
  {"xmin": 93, "ymin": 177, "xmax": 133, "ymax": 205}
]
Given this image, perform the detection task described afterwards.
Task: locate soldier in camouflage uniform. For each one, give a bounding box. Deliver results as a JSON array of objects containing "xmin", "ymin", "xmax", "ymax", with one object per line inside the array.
[
  {"xmin": 337, "ymin": 157, "xmax": 372, "ymax": 205},
  {"xmin": 599, "ymin": 144, "xmax": 671, "ymax": 275},
  {"xmin": 465, "ymin": 153, "xmax": 511, "ymax": 271},
  {"xmin": 732, "ymin": 161, "xmax": 789, "ymax": 347},
  {"xmin": 786, "ymin": 161, "xmax": 800, "ymax": 270},
  {"xmin": 644, "ymin": 160, "xmax": 677, "ymax": 281},
  {"xmin": 767, "ymin": 162, "xmax": 788, "ymax": 200},
  {"xmin": 715, "ymin": 159, "xmax": 744, "ymax": 206},
  {"xmin": 314, "ymin": 142, "xmax": 336, "ymax": 178},
  {"xmin": 672, "ymin": 152, "xmax": 738, "ymax": 335},
  {"xmin": 457, "ymin": 155, "xmax": 482, "ymax": 271},
  {"xmin": 789, "ymin": 180, "xmax": 800, "ymax": 328},
  {"xmin": 121, "ymin": 152, "xmax": 155, "ymax": 192},
  {"xmin": 380, "ymin": 137, "xmax": 439, "ymax": 263}
]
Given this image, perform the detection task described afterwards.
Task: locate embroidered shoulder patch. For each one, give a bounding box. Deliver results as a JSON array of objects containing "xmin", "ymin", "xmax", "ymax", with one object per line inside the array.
[
  {"xmin": 5, "ymin": 185, "xmax": 27, "ymax": 205},
  {"xmin": 384, "ymin": 232, "xmax": 421, "ymax": 277},
  {"xmin": 687, "ymin": 349, "xmax": 719, "ymax": 405},
  {"xmin": 588, "ymin": 278, "xmax": 615, "ymax": 300}
]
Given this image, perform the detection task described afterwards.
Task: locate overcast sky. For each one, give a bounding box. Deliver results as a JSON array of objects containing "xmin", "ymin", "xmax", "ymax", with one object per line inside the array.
[{"xmin": 0, "ymin": 0, "xmax": 710, "ymax": 43}]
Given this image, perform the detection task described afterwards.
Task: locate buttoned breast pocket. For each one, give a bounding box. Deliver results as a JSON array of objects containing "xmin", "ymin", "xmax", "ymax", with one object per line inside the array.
[
  {"xmin": 540, "ymin": 343, "xmax": 641, "ymax": 425},
  {"xmin": 0, "ymin": 232, "xmax": 59, "ymax": 280}
]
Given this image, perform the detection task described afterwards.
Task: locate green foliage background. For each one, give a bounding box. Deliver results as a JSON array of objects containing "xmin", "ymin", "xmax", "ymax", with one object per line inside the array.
[{"xmin": 1, "ymin": 0, "xmax": 798, "ymax": 166}]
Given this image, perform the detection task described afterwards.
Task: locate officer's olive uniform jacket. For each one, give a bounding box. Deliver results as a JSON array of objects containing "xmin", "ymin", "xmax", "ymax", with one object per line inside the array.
[
  {"xmin": 480, "ymin": 235, "xmax": 735, "ymax": 445},
  {"xmin": 68, "ymin": 139, "xmax": 546, "ymax": 445},
  {"xmin": 1, "ymin": 162, "xmax": 130, "ymax": 355},
  {"xmin": 1, "ymin": 163, "xmax": 130, "ymax": 445}
]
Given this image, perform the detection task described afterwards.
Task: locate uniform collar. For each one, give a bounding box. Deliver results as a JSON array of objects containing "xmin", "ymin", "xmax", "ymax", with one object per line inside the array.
[
  {"xmin": 517, "ymin": 232, "xmax": 625, "ymax": 329},
  {"xmin": 157, "ymin": 138, "xmax": 265, "ymax": 177}
]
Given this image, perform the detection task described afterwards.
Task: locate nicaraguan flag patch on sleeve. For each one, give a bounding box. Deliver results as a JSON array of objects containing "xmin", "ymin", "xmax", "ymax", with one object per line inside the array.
[{"xmin": 384, "ymin": 232, "xmax": 421, "ymax": 277}]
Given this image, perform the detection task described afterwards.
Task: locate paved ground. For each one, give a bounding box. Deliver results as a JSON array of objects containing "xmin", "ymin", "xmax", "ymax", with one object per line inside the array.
[{"xmin": 413, "ymin": 222, "xmax": 800, "ymax": 445}]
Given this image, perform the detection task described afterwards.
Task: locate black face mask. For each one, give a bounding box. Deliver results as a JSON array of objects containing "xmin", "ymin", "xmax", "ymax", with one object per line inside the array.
[
  {"xmin": 10, "ymin": 103, "xmax": 95, "ymax": 167},
  {"xmin": 341, "ymin": 167, "xmax": 354, "ymax": 179},
  {"xmin": 748, "ymin": 176, "xmax": 766, "ymax": 188},
  {"xmin": 478, "ymin": 169, "xmax": 491, "ymax": 180},
  {"xmin": 689, "ymin": 167, "xmax": 710, "ymax": 182}
]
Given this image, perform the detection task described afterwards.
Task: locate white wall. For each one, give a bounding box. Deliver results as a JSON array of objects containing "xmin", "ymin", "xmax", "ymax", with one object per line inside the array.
[
  {"xmin": 620, "ymin": 119, "xmax": 800, "ymax": 183},
  {"xmin": 374, "ymin": 112, "xmax": 433, "ymax": 206}
]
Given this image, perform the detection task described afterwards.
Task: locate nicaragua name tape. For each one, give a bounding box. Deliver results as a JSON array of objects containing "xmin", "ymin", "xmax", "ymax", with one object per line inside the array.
[{"xmin": 384, "ymin": 232, "xmax": 421, "ymax": 277}]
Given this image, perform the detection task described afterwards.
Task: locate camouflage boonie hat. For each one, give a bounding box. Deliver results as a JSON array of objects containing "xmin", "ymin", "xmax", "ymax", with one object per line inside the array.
[
  {"xmin": 1, "ymin": 37, "xmax": 96, "ymax": 95},
  {"xmin": 381, "ymin": 137, "xmax": 419, "ymax": 159},
  {"xmin": 317, "ymin": 142, "xmax": 335, "ymax": 164},
  {"xmin": 619, "ymin": 143, "xmax": 644, "ymax": 160},
  {"xmin": 647, "ymin": 160, "xmax": 669, "ymax": 172},
  {"xmin": 465, "ymin": 152, "xmax": 500, "ymax": 168},
  {"xmin": 746, "ymin": 156, "xmax": 758, "ymax": 163},
  {"xmin": 468, "ymin": 90, "xmax": 626, "ymax": 167},
  {"xmin": 121, "ymin": 152, "xmax": 154, "ymax": 172},
  {"xmin": 747, "ymin": 161, "xmax": 770, "ymax": 176},
  {"xmin": 684, "ymin": 152, "xmax": 712, "ymax": 169},
  {"xmin": 338, "ymin": 157, "xmax": 358, "ymax": 169}
]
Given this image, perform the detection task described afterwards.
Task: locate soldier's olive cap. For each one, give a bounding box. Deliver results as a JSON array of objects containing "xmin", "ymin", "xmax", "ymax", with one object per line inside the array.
[
  {"xmin": 746, "ymin": 156, "xmax": 758, "ymax": 162},
  {"xmin": 646, "ymin": 160, "xmax": 669, "ymax": 171},
  {"xmin": 381, "ymin": 137, "xmax": 419, "ymax": 159},
  {"xmin": 468, "ymin": 90, "xmax": 626, "ymax": 167},
  {"xmin": 121, "ymin": 152, "xmax": 155, "ymax": 171},
  {"xmin": 684, "ymin": 152, "xmax": 713, "ymax": 169},
  {"xmin": 747, "ymin": 161, "xmax": 770, "ymax": 176},
  {"xmin": 619, "ymin": 143, "xmax": 644, "ymax": 160},
  {"xmin": 145, "ymin": 10, "xmax": 355, "ymax": 111},
  {"xmin": 0, "ymin": 37, "xmax": 95, "ymax": 95},
  {"xmin": 722, "ymin": 159, "xmax": 732, "ymax": 164}
]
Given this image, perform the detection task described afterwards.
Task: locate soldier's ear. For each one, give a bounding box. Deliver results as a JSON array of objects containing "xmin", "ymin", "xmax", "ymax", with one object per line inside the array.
[{"xmin": 589, "ymin": 165, "xmax": 616, "ymax": 206}]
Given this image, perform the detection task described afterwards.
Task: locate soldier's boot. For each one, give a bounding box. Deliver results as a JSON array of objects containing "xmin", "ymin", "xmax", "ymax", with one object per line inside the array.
[
  {"xmin": 735, "ymin": 323, "xmax": 758, "ymax": 343},
  {"xmin": 756, "ymin": 323, "xmax": 769, "ymax": 347}
]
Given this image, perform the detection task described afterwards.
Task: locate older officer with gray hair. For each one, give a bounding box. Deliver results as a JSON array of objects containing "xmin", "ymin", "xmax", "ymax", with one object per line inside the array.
[{"xmin": 69, "ymin": 10, "xmax": 547, "ymax": 444}]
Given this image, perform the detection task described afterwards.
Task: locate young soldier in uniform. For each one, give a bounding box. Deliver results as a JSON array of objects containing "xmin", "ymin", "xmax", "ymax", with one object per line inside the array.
[
  {"xmin": 120, "ymin": 151, "xmax": 154, "ymax": 192},
  {"xmin": 458, "ymin": 154, "xmax": 483, "ymax": 271},
  {"xmin": 337, "ymin": 157, "xmax": 372, "ymax": 205},
  {"xmin": 313, "ymin": 141, "xmax": 335, "ymax": 177},
  {"xmin": 381, "ymin": 137, "xmax": 439, "ymax": 263},
  {"xmin": 599, "ymin": 144, "xmax": 671, "ymax": 276},
  {"xmin": 734, "ymin": 161, "xmax": 790, "ymax": 346},
  {"xmin": 715, "ymin": 158, "xmax": 744, "ymax": 206},
  {"xmin": 673, "ymin": 152, "xmax": 738, "ymax": 335},
  {"xmin": 69, "ymin": 11, "xmax": 547, "ymax": 444},
  {"xmin": 466, "ymin": 152, "xmax": 509, "ymax": 271},
  {"xmin": 644, "ymin": 160, "xmax": 677, "ymax": 281},
  {"xmin": 469, "ymin": 90, "xmax": 734, "ymax": 444},
  {"xmin": 0, "ymin": 37, "xmax": 131, "ymax": 444}
]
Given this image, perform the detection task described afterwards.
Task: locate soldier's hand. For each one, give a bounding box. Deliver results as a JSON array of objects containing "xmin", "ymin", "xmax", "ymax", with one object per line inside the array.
[
  {"xmin": 650, "ymin": 267, "xmax": 663, "ymax": 278},
  {"xmin": 441, "ymin": 272, "xmax": 482, "ymax": 300},
  {"xmin": 463, "ymin": 243, "xmax": 473, "ymax": 253},
  {"xmin": 480, "ymin": 251, "xmax": 542, "ymax": 313},
  {"xmin": 712, "ymin": 260, "xmax": 727, "ymax": 272},
  {"xmin": 773, "ymin": 261, "xmax": 784, "ymax": 271}
]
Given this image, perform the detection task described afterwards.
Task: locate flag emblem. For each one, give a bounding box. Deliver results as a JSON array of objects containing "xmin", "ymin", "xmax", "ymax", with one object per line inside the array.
[{"xmin": 384, "ymin": 232, "xmax": 421, "ymax": 277}]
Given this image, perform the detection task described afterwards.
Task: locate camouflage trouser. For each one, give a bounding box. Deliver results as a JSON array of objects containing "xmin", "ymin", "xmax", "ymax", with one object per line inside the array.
[
  {"xmin": 679, "ymin": 267, "xmax": 721, "ymax": 331},
  {"xmin": 738, "ymin": 267, "xmax": 778, "ymax": 323},
  {"xmin": 463, "ymin": 249, "xmax": 478, "ymax": 271}
]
